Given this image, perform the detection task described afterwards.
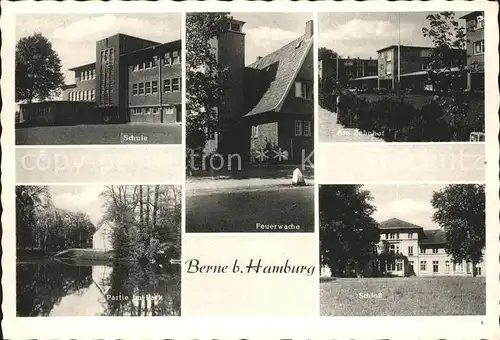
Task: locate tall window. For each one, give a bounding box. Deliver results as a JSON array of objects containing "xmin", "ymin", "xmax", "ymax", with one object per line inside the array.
[
  {"xmin": 433, "ymin": 261, "xmax": 439, "ymax": 273},
  {"xmin": 396, "ymin": 259, "xmax": 403, "ymax": 271},
  {"xmin": 390, "ymin": 244, "xmax": 395, "ymax": 254},
  {"xmin": 476, "ymin": 16, "xmax": 484, "ymax": 30},
  {"xmin": 132, "ymin": 84, "xmax": 138, "ymax": 96},
  {"xmin": 454, "ymin": 262, "xmax": 464, "ymax": 272},
  {"xmin": 294, "ymin": 120, "xmax": 303, "ymax": 136},
  {"xmin": 420, "ymin": 247, "xmax": 426, "ymax": 254},
  {"xmin": 386, "ymin": 50, "xmax": 392, "ymax": 61},
  {"xmin": 408, "ymin": 246, "xmax": 414, "ymax": 255},
  {"xmin": 474, "ymin": 40, "xmax": 484, "ymax": 55},
  {"xmin": 386, "ymin": 63, "xmax": 392, "ymax": 75},
  {"xmin": 172, "ymin": 51, "xmax": 180, "ymax": 64},
  {"xmin": 433, "ymin": 248, "xmax": 438, "ymax": 254},
  {"xmin": 145, "ymin": 82, "xmax": 151, "ymax": 94},
  {"xmin": 164, "ymin": 79, "xmax": 172, "ymax": 92},
  {"xmin": 408, "ymin": 232, "xmax": 413, "ymax": 239},
  {"xmin": 139, "ymin": 83, "xmax": 145, "ymax": 95},
  {"xmin": 303, "ymin": 121, "xmax": 311, "ymax": 137},
  {"xmin": 91, "ymin": 89, "xmax": 95, "ymax": 100},
  {"xmin": 152, "ymin": 81, "xmax": 158, "ymax": 94},
  {"xmin": 420, "ymin": 261, "xmax": 427, "ymax": 271},
  {"xmin": 445, "ymin": 261, "xmax": 450, "ymax": 273},
  {"xmin": 295, "ymin": 81, "xmax": 313, "ymax": 100},
  {"xmin": 164, "ymin": 52, "xmax": 172, "ymax": 65},
  {"xmin": 251, "ymin": 126, "xmax": 258, "ymax": 138},
  {"xmin": 172, "ymin": 78, "xmax": 180, "ymax": 92}
]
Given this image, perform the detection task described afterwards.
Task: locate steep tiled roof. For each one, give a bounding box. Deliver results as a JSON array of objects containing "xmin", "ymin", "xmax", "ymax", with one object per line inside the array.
[
  {"xmin": 244, "ymin": 34, "xmax": 313, "ymax": 117},
  {"xmin": 378, "ymin": 218, "xmax": 424, "ymax": 230},
  {"xmin": 420, "ymin": 229, "xmax": 447, "ymax": 245}
]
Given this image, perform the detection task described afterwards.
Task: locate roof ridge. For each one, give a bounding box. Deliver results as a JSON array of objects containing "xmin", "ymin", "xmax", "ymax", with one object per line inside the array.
[{"xmin": 247, "ymin": 35, "xmax": 304, "ymax": 68}]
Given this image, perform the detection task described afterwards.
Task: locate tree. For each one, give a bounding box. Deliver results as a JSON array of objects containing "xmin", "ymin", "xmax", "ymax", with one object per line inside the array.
[
  {"xmin": 186, "ymin": 13, "xmax": 232, "ymax": 149},
  {"xmin": 318, "ymin": 47, "xmax": 339, "ymax": 61},
  {"xmin": 319, "ymin": 185, "xmax": 379, "ymax": 277},
  {"xmin": 100, "ymin": 185, "xmax": 182, "ymax": 262},
  {"xmin": 431, "ymin": 184, "xmax": 485, "ymax": 276},
  {"xmin": 15, "ymin": 33, "xmax": 65, "ymax": 103},
  {"xmin": 422, "ymin": 11, "xmax": 479, "ymax": 140}
]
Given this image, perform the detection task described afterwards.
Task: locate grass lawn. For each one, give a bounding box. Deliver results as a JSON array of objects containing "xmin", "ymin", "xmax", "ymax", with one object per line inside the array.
[
  {"xmin": 186, "ymin": 185, "xmax": 314, "ymax": 232},
  {"xmin": 16, "ymin": 123, "xmax": 181, "ymax": 145},
  {"xmin": 320, "ymin": 276, "xmax": 485, "ymax": 316}
]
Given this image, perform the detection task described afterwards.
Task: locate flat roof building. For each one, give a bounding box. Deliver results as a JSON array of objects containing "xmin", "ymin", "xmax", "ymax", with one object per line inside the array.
[
  {"xmin": 460, "ymin": 11, "xmax": 485, "ymax": 92},
  {"xmin": 63, "ymin": 33, "xmax": 182, "ymax": 124}
]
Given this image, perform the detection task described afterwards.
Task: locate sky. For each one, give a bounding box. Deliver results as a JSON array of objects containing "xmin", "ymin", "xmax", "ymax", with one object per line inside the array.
[
  {"xmin": 232, "ymin": 12, "xmax": 313, "ymax": 66},
  {"xmin": 48, "ymin": 185, "xmax": 107, "ymax": 226},
  {"xmin": 363, "ymin": 183, "xmax": 450, "ymax": 230},
  {"xmin": 319, "ymin": 11, "xmax": 468, "ymax": 59},
  {"xmin": 16, "ymin": 13, "xmax": 181, "ymax": 85}
]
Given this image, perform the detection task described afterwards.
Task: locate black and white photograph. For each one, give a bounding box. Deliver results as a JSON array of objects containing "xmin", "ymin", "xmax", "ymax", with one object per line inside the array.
[
  {"xmin": 319, "ymin": 183, "xmax": 486, "ymax": 316},
  {"xmin": 185, "ymin": 12, "xmax": 314, "ymax": 233},
  {"xmin": 16, "ymin": 185, "xmax": 181, "ymax": 316},
  {"xmin": 318, "ymin": 11, "xmax": 485, "ymax": 142},
  {"xmin": 15, "ymin": 14, "xmax": 182, "ymax": 145}
]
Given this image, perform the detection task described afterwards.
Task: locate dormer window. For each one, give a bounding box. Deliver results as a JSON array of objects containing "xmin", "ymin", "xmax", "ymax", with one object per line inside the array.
[{"xmin": 229, "ymin": 22, "xmax": 241, "ymax": 33}]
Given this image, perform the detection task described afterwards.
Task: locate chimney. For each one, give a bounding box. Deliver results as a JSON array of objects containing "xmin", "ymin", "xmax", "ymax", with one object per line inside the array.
[
  {"xmin": 305, "ymin": 20, "xmax": 313, "ymax": 39},
  {"xmin": 256, "ymin": 56, "xmax": 262, "ymax": 61}
]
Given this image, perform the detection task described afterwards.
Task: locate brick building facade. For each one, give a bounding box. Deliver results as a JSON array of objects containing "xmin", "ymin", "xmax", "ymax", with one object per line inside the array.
[{"xmin": 63, "ymin": 34, "xmax": 181, "ymax": 124}]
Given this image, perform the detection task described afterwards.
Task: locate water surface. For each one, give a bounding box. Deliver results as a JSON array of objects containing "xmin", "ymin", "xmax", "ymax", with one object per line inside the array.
[{"xmin": 17, "ymin": 258, "xmax": 181, "ymax": 316}]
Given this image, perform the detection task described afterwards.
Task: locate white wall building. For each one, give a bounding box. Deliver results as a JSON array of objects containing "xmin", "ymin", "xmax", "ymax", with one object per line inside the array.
[{"xmin": 92, "ymin": 220, "xmax": 115, "ymax": 251}]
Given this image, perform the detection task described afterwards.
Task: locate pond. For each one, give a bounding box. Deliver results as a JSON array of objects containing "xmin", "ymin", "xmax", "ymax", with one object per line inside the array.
[{"xmin": 16, "ymin": 258, "xmax": 181, "ymax": 316}]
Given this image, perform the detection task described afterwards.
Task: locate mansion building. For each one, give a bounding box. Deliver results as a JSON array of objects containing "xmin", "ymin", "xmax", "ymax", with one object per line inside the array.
[
  {"xmin": 377, "ymin": 218, "xmax": 484, "ymax": 277},
  {"xmin": 204, "ymin": 19, "xmax": 314, "ymax": 164},
  {"xmin": 62, "ymin": 33, "xmax": 182, "ymax": 124},
  {"xmin": 320, "ymin": 218, "xmax": 485, "ymax": 278}
]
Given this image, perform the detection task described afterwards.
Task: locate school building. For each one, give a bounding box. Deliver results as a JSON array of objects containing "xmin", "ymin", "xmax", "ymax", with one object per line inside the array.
[
  {"xmin": 62, "ymin": 33, "xmax": 182, "ymax": 124},
  {"xmin": 205, "ymin": 19, "xmax": 314, "ymax": 164}
]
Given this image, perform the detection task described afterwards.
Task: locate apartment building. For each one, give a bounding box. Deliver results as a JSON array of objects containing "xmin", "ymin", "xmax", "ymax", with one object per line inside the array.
[
  {"xmin": 461, "ymin": 11, "xmax": 485, "ymax": 91},
  {"xmin": 205, "ymin": 19, "xmax": 314, "ymax": 164},
  {"xmin": 377, "ymin": 218, "xmax": 485, "ymax": 277},
  {"xmin": 62, "ymin": 33, "xmax": 182, "ymax": 124}
]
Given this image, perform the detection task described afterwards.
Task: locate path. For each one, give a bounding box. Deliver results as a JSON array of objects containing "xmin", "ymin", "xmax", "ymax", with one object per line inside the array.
[{"xmin": 318, "ymin": 107, "xmax": 385, "ymax": 142}]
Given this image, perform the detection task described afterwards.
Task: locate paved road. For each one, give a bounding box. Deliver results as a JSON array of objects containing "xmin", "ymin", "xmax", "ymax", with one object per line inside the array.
[
  {"xmin": 186, "ymin": 184, "xmax": 314, "ymax": 233},
  {"xmin": 318, "ymin": 107, "xmax": 385, "ymax": 143},
  {"xmin": 16, "ymin": 123, "xmax": 182, "ymax": 145}
]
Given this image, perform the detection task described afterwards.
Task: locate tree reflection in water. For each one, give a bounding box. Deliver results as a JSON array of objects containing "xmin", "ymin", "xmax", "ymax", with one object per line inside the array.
[
  {"xmin": 103, "ymin": 261, "xmax": 181, "ymax": 316},
  {"xmin": 16, "ymin": 259, "xmax": 181, "ymax": 316}
]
